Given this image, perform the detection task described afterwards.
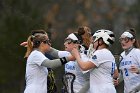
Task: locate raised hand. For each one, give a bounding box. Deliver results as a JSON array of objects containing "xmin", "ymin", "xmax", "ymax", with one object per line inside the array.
[
  {"xmin": 20, "ymin": 41, "xmax": 28, "ymax": 47},
  {"xmin": 130, "ymin": 65, "xmax": 140, "ymax": 74},
  {"xmin": 71, "ymin": 48, "xmax": 80, "ymax": 58}
]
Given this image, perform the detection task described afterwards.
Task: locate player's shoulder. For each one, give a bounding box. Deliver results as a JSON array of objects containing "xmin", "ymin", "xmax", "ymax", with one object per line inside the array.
[
  {"xmin": 132, "ymin": 48, "xmax": 140, "ymax": 54},
  {"xmin": 95, "ymin": 48, "xmax": 111, "ymax": 55},
  {"xmin": 30, "ymin": 50, "xmax": 42, "ymax": 57},
  {"xmin": 120, "ymin": 51, "xmax": 125, "ymax": 56},
  {"xmin": 27, "ymin": 50, "xmax": 45, "ymax": 62}
]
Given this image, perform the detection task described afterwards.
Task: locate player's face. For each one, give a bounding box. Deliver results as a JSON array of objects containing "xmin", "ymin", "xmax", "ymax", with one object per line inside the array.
[
  {"xmin": 93, "ymin": 40, "xmax": 99, "ymax": 49},
  {"xmin": 119, "ymin": 37, "xmax": 134, "ymax": 50},
  {"xmin": 42, "ymin": 35, "xmax": 51, "ymax": 52},
  {"xmin": 64, "ymin": 39, "xmax": 78, "ymax": 52}
]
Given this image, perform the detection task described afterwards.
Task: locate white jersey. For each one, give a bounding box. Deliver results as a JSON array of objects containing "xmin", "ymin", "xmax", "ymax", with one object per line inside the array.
[
  {"xmin": 73, "ymin": 52, "xmax": 90, "ymax": 93},
  {"xmin": 58, "ymin": 51, "xmax": 76, "ymax": 74},
  {"xmin": 24, "ymin": 50, "xmax": 48, "ymax": 93},
  {"xmin": 58, "ymin": 51, "xmax": 90, "ymax": 93},
  {"xmin": 119, "ymin": 48, "xmax": 140, "ymax": 93},
  {"xmin": 89, "ymin": 48, "xmax": 116, "ymax": 93}
]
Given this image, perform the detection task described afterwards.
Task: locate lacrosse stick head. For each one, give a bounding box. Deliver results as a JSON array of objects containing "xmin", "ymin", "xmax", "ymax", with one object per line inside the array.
[{"xmin": 62, "ymin": 72, "xmax": 76, "ymax": 93}]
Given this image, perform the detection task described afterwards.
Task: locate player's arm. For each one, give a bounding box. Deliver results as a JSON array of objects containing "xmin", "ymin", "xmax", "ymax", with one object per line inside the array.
[
  {"xmin": 47, "ymin": 47, "xmax": 72, "ymax": 59},
  {"xmin": 71, "ymin": 48, "xmax": 96, "ymax": 71},
  {"xmin": 47, "ymin": 47, "xmax": 59, "ymax": 58},
  {"xmin": 20, "ymin": 41, "xmax": 28, "ymax": 47},
  {"xmin": 130, "ymin": 49, "xmax": 140, "ymax": 74},
  {"xmin": 130, "ymin": 65, "xmax": 140, "ymax": 74},
  {"xmin": 76, "ymin": 59, "xmax": 96, "ymax": 71},
  {"xmin": 113, "ymin": 64, "xmax": 119, "ymax": 78},
  {"xmin": 113, "ymin": 69, "xmax": 119, "ymax": 86},
  {"xmin": 113, "ymin": 73, "xmax": 124, "ymax": 86},
  {"xmin": 41, "ymin": 56, "xmax": 75, "ymax": 69}
]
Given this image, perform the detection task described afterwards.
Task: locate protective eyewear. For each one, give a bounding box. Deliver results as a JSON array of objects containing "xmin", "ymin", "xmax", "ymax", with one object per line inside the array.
[
  {"xmin": 64, "ymin": 39, "xmax": 80, "ymax": 44},
  {"xmin": 119, "ymin": 37, "xmax": 131, "ymax": 43},
  {"xmin": 43, "ymin": 39, "xmax": 51, "ymax": 46}
]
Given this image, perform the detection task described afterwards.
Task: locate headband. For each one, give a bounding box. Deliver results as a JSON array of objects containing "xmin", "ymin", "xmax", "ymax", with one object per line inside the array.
[
  {"xmin": 121, "ymin": 31, "xmax": 133, "ymax": 38},
  {"xmin": 66, "ymin": 33, "xmax": 78, "ymax": 40}
]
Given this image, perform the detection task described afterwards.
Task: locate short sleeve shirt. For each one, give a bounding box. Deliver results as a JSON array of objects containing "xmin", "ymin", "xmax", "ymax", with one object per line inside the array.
[{"xmin": 24, "ymin": 50, "xmax": 48, "ymax": 93}]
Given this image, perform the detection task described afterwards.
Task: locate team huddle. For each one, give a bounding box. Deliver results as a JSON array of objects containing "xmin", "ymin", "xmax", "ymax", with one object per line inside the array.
[{"xmin": 21, "ymin": 26, "xmax": 140, "ymax": 93}]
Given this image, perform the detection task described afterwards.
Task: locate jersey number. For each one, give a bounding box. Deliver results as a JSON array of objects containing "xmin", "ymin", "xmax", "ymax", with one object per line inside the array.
[{"xmin": 124, "ymin": 68, "xmax": 129, "ymax": 76}]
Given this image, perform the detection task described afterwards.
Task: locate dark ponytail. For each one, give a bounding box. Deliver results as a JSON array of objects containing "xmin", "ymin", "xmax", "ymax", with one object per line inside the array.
[
  {"xmin": 77, "ymin": 26, "xmax": 85, "ymax": 36},
  {"xmin": 31, "ymin": 29, "xmax": 47, "ymax": 35},
  {"xmin": 77, "ymin": 26, "xmax": 92, "ymax": 48},
  {"xmin": 127, "ymin": 28, "xmax": 140, "ymax": 48}
]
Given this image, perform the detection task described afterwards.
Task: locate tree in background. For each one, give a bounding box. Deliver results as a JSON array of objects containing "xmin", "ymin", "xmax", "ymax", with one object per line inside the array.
[{"xmin": 0, "ymin": 0, "xmax": 140, "ymax": 93}]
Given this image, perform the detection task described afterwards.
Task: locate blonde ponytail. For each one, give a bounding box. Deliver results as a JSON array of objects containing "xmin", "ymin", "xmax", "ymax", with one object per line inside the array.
[{"xmin": 24, "ymin": 36, "xmax": 33, "ymax": 58}]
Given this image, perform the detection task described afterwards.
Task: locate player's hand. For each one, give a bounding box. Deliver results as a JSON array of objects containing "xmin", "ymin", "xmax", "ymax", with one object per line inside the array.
[
  {"xmin": 113, "ymin": 78, "xmax": 119, "ymax": 86},
  {"xmin": 20, "ymin": 42, "xmax": 27, "ymax": 47},
  {"xmin": 67, "ymin": 55, "xmax": 76, "ymax": 61},
  {"xmin": 71, "ymin": 48, "xmax": 80, "ymax": 58},
  {"xmin": 130, "ymin": 65, "xmax": 139, "ymax": 74}
]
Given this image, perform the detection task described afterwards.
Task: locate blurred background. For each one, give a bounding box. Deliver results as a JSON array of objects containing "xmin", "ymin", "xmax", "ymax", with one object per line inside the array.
[{"xmin": 0, "ymin": 0, "xmax": 140, "ymax": 93}]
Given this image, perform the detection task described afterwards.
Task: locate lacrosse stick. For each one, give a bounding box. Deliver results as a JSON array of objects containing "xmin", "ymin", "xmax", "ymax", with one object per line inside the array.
[
  {"xmin": 87, "ymin": 43, "xmax": 95, "ymax": 58},
  {"xmin": 62, "ymin": 72, "xmax": 76, "ymax": 93}
]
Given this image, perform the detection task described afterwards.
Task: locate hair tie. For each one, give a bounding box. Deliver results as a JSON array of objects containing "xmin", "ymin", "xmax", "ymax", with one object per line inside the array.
[{"xmin": 31, "ymin": 35, "xmax": 35, "ymax": 38}]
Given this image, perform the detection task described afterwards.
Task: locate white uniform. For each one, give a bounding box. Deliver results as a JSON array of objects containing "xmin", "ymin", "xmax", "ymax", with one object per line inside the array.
[
  {"xmin": 24, "ymin": 50, "xmax": 48, "ymax": 93},
  {"xmin": 58, "ymin": 51, "xmax": 76, "ymax": 74},
  {"xmin": 119, "ymin": 48, "xmax": 140, "ymax": 93},
  {"xmin": 58, "ymin": 51, "xmax": 90, "ymax": 93},
  {"xmin": 89, "ymin": 48, "xmax": 116, "ymax": 93}
]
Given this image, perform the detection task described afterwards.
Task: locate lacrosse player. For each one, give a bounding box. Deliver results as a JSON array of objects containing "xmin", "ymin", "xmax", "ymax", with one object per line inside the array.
[
  {"xmin": 21, "ymin": 30, "xmax": 57, "ymax": 93},
  {"xmin": 24, "ymin": 33, "xmax": 75, "ymax": 93},
  {"xmin": 71, "ymin": 29, "xmax": 118, "ymax": 93},
  {"xmin": 48, "ymin": 32, "xmax": 91, "ymax": 93},
  {"xmin": 118, "ymin": 28, "xmax": 140, "ymax": 93},
  {"xmin": 48, "ymin": 26, "xmax": 92, "ymax": 93}
]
